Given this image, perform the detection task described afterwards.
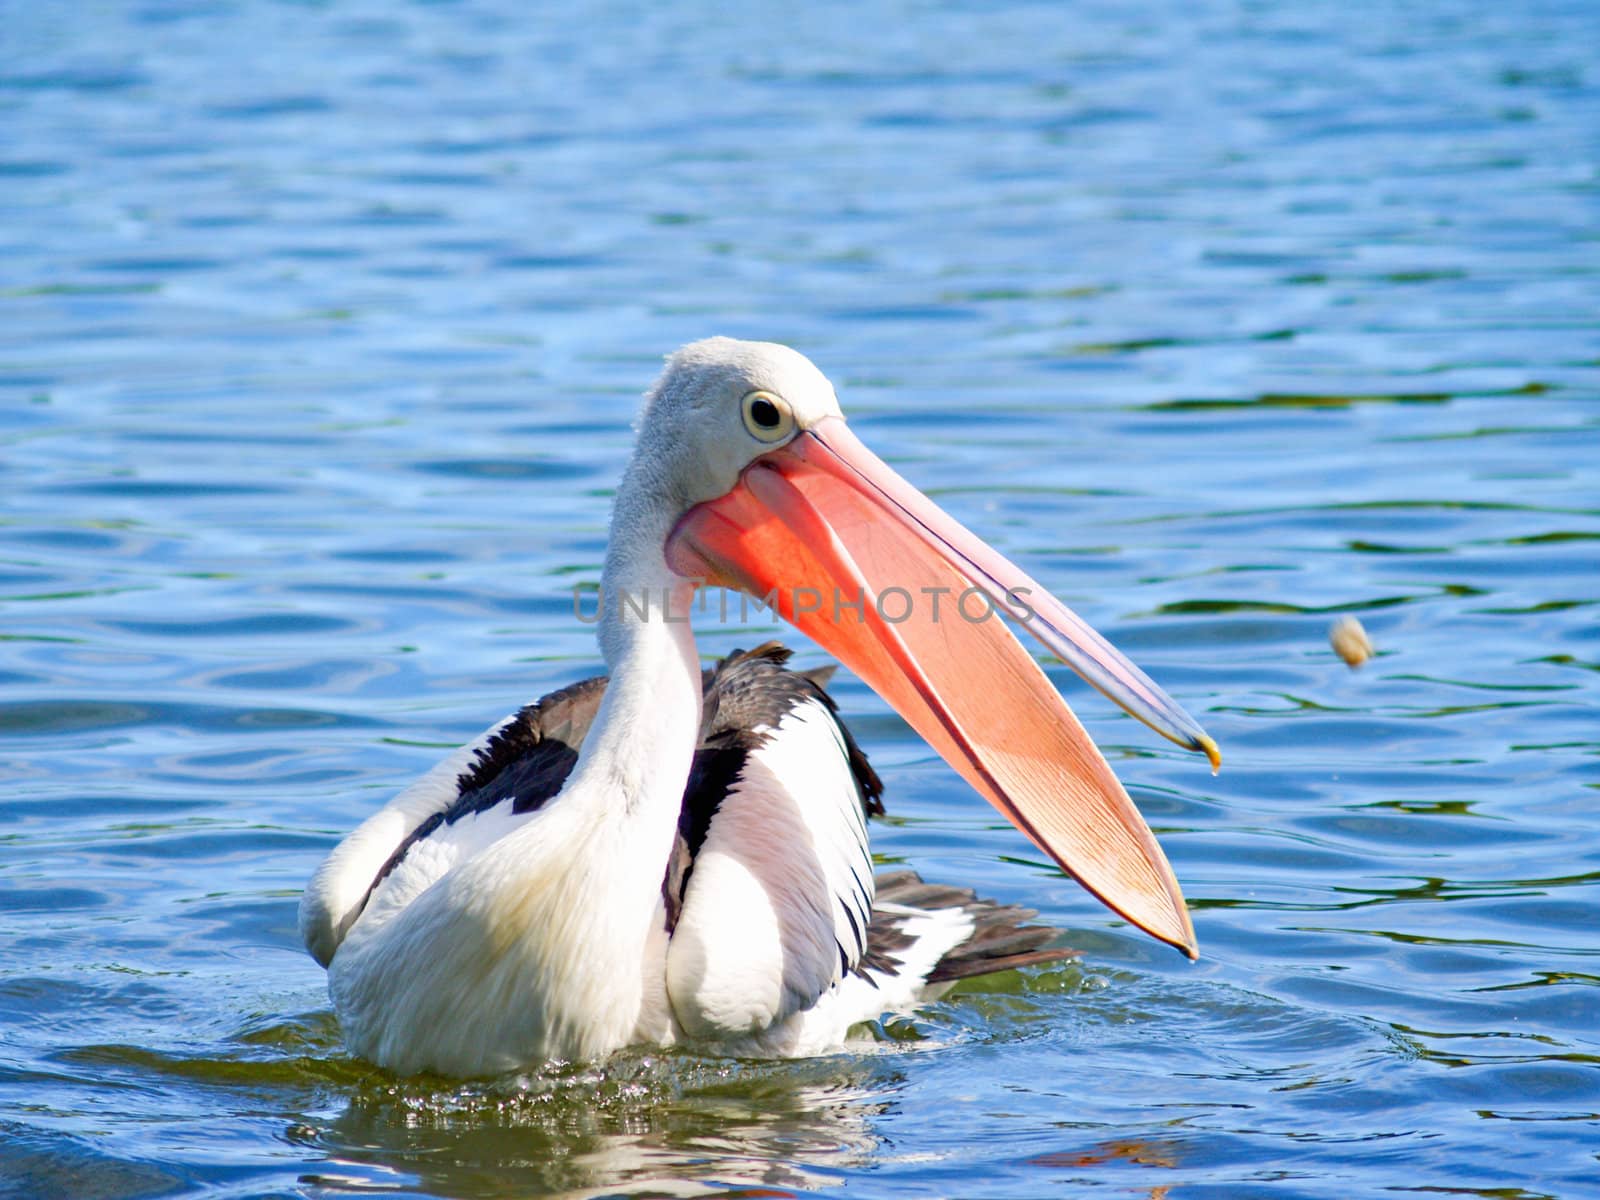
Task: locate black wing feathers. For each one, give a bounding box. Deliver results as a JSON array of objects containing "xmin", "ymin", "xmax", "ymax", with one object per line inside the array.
[
  {"xmin": 452, "ymin": 673, "xmax": 610, "ymax": 815},
  {"xmin": 859, "ymin": 869, "xmax": 1078, "ymax": 984}
]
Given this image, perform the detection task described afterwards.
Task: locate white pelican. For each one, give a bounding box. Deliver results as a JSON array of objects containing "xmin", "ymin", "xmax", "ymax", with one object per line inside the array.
[{"xmin": 300, "ymin": 338, "xmax": 1218, "ymax": 1077}]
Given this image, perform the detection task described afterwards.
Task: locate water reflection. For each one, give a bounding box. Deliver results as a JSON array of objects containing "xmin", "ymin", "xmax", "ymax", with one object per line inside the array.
[
  {"xmin": 1030, "ymin": 1135, "xmax": 1183, "ymax": 1198},
  {"xmin": 307, "ymin": 1051, "xmax": 893, "ymax": 1198}
]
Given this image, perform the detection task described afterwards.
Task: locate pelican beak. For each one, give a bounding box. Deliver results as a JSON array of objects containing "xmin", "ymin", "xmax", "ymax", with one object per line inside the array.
[{"xmin": 665, "ymin": 416, "xmax": 1216, "ymax": 958}]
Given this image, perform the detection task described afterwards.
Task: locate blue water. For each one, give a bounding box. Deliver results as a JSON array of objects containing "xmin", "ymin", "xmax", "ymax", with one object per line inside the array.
[{"xmin": 3, "ymin": 1, "xmax": 1598, "ymax": 1196}]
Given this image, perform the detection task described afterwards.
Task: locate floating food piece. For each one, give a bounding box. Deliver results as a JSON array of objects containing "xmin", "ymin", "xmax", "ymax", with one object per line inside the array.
[{"xmin": 1329, "ymin": 615, "xmax": 1374, "ymax": 668}]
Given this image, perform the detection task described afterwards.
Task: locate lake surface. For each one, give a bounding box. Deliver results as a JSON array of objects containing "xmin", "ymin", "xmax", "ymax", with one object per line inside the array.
[{"xmin": 3, "ymin": 1, "xmax": 1598, "ymax": 1197}]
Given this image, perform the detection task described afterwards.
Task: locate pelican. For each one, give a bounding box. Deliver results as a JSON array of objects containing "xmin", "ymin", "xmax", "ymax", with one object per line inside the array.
[{"xmin": 300, "ymin": 338, "xmax": 1218, "ymax": 1077}]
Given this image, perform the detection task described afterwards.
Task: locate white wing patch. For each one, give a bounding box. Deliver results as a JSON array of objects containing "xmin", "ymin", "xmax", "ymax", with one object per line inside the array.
[{"xmin": 666, "ymin": 698, "xmax": 875, "ymax": 1040}]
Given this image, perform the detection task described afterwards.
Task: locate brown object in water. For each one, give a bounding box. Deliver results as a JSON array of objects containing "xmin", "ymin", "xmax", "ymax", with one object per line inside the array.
[{"xmin": 1329, "ymin": 615, "xmax": 1374, "ymax": 668}]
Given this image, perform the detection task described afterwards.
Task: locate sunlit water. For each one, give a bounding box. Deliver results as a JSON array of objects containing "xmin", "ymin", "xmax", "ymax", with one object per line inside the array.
[{"xmin": 3, "ymin": 2, "xmax": 1598, "ymax": 1197}]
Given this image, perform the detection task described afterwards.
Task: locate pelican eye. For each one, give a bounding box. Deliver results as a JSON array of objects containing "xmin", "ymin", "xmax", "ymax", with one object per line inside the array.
[{"xmin": 740, "ymin": 390, "xmax": 794, "ymax": 443}]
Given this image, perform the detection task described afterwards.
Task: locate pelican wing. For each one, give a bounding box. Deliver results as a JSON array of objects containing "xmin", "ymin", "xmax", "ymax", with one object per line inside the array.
[
  {"xmin": 297, "ymin": 676, "xmax": 607, "ymax": 967},
  {"xmin": 664, "ymin": 644, "xmax": 885, "ymax": 1041}
]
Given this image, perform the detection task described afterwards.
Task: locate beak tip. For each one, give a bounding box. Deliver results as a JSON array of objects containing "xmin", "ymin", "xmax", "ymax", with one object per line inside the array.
[
  {"xmin": 1198, "ymin": 734, "xmax": 1222, "ymax": 774},
  {"xmin": 1165, "ymin": 916, "xmax": 1200, "ymax": 960},
  {"xmin": 1174, "ymin": 907, "xmax": 1199, "ymax": 961}
]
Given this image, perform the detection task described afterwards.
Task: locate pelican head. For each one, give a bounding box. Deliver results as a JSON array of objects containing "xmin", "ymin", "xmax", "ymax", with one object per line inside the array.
[
  {"xmin": 618, "ymin": 337, "xmax": 844, "ymax": 519},
  {"xmin": 630, "ymin": 337, "xmax": 1216, "ymax": 957}
]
